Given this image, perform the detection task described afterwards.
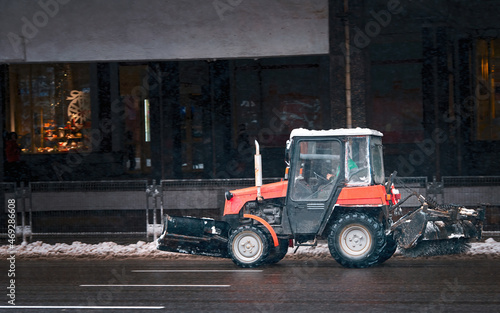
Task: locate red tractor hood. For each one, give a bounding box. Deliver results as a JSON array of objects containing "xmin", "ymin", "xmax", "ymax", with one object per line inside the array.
[{"xmin": 224, "ymin": 181, "xmax": 288, "ymax": 215}]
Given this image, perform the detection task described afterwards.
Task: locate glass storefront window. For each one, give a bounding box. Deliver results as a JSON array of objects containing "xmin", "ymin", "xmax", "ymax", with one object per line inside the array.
[
  {"xmin": 234, "ymin": 58, "xmax": 324, "ymax": 148},
  {"xmin": 119, "ymin": 64, "xmax": 151, "ymax": 173},
  {"xmin": 7, "ymin": 63, "xmax": 91, "ymax": 154},
  {"xmin": 476, "ymin": 39, "xmax": 500, "ymax": 141},
  {"xmin": 179, "ymin": 62, "xmax": 208, "ymax": 174}
]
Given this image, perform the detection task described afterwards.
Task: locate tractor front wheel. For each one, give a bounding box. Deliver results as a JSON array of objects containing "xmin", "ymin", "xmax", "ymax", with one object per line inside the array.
[
  {"xmin": 328, "ymin": 212, "xmax": 387, "ymax": 268},
  {"xmin": 378, "ymin": 234, "xmax": 397, "ymax": 263},
  {"xmin": 265, "ymin": 238, "xmax": 289, "ymax": 264},
  {"xmin": 228, "ymin": 225, "xmax": 269, "ymax": 268}
]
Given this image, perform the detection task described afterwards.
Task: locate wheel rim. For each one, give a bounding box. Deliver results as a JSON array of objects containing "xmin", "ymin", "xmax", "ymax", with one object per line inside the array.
[
  {"xmin": 339, "ymin": 224, "xmax": 372, "ymax": 258},
  {"xmin": 232, "ymin": 230, "xmax": 264, "ymax": 263}
]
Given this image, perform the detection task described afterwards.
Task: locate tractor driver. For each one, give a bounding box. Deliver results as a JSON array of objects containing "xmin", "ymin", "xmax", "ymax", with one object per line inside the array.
[
  {"xmin": 309, "ymin": 159, "xmax": 341, "ymax": 200},
  {"xmin": 325, "ymin": 158, "xmax": 357, "ymax": 181}
]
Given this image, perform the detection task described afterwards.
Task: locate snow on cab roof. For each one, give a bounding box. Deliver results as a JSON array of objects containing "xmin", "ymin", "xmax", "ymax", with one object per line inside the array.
[{"xmin": 290, "ymin": 128, "xmax": 383, "ymax": 138}]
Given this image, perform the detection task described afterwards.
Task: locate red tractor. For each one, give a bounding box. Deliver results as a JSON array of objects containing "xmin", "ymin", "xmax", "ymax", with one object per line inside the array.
[{"xmin": 157, "ymin": 128, "xmax": 483, "ymax": 268}]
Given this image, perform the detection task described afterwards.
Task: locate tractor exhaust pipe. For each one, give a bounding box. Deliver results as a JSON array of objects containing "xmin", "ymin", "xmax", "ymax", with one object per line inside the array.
[{"xmin": 255, "ymin": 140, "xmax": 263, "ymax": 201}]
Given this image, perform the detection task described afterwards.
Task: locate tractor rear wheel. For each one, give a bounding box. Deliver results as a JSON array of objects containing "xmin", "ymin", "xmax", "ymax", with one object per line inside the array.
[
  {"xmin": 328, "ymin": 212, "xmax": 387, "ymax": 268},
  {"xmin": 228, "ymin": 225, "xmax": 269, "ymax": 268}
]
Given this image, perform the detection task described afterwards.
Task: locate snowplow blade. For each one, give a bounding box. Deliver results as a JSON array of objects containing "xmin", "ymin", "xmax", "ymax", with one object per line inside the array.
[
  {"xmin": 390, "ymin": 207, "xmax": 428, "ymax": 249},
  {"xmin": 391, "ymin": 203, "xmax": 484, "ymax": 257},
  {"xmin": 156, "ymin": 215, "xmax": 230, "ymax": 258}
]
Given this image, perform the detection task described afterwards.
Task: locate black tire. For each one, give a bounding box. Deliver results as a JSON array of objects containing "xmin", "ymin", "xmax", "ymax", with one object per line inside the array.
[
  {"xmin": 328, "ymin": 212, "xmax": 387, "ymax": 268},
  {"xmin": 228, "ymin": 225, "xmax": 269, "ymax": 268},
  {"xmin": 378, "ymin": 234, "xmax": 397, "ymax": 263},
  {"xmin": 265, "ymin": 238, "xmax": 289, "ymax": 264}
]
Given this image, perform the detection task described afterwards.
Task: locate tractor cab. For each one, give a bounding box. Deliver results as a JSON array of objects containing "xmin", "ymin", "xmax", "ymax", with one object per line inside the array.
[
  {"xmin": 284, "ymin": 128, "xmax": 386, "ymax": 235},
  {"xmin": 285, "ymin": 128, "xmax": 384, "ymax": 199}
]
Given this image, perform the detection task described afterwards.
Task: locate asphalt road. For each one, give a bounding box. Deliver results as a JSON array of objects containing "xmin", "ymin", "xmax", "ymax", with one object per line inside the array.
[{"xmin": 0, "ymin": 256, "xmax": 498, "ymax": 312}]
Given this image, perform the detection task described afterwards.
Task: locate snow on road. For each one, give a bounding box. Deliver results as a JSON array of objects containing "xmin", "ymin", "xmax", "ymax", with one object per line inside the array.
[{"xmin": 0, "ymin": 238, "xmax": 499, "ymax": 259}]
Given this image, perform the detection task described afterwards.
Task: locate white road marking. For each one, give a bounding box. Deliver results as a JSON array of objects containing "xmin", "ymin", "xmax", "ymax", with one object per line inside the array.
[
  {"xmin": 0, "ymin": 306, "xmax": 164, "ymax": 310},
  {"xmin": 131, "ymin": 269, "xmax": 262, "ymax": 273},
  {"xmin": 80, "ymin": 284, "xmax": 230, "ymax": 287}
]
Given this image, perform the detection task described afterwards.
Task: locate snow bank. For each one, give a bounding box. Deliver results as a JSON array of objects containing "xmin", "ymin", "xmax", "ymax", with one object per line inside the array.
[
  {"xmin": 0, "ymin": 238, "xmax": 498, "ymax": 259},
  {"xmin": 0, "ymin": 241, "xmax": 174, "ymax": 259},
  {"xmin": 468, "ymin": 238, "xmax": 500, "ymax": 255}
]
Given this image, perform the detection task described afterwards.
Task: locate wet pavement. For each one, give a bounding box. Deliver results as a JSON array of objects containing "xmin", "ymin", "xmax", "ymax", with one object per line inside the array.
[{"xmin": 0, "ymin": 256, "xmax": 499, "ymax": 312}]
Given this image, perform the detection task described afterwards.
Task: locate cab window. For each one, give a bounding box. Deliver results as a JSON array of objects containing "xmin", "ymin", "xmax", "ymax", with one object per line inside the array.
[
  {"xmin": 290, "ymin": 140, "xmax": 341, "ymax": 201},
  {"xmin": 345, "ymin": 137, "xmax": 371, "ymax": 186}
]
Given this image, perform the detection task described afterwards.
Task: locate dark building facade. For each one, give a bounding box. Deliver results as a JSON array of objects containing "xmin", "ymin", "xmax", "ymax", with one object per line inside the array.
[{"xmin": 1, "ymin": 0, "xmax": 500, "ymax": 183}]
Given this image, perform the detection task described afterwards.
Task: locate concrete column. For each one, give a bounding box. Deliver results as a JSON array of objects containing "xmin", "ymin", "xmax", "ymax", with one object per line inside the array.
[
  {"xmin": 329, "ymin": 0, "xmax": 368, "ymax": 129},
  {"xmin": 456, "ymin": 39, "xmax": 473, "ymax": 175},
  {"xmin": 422, "ymin": 26, "xmax": 451, "ymax": 179},
  {"xmin": 90, "ymin": 63, "xmax": 114, "ymax": 153},
  {"xmin": 329, "ymin": 0, "xmax": 347, "ymax": 129},
  {"xmin": 209, "ymin": 60, "xmax": 232, "ymax": 178},
  {"xmin": 109, "ymin": 63, "xmax": 123, "ymax": 154}
]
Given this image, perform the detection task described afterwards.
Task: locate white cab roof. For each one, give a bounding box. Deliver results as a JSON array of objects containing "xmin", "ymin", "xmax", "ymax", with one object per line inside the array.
[{"xmin": 290, "ymin": 128, "xmax": 383, "ymax": 138}]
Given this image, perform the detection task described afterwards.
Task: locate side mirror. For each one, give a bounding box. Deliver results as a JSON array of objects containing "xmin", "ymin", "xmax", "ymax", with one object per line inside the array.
[
  {"xmin": 285, "ymin": 140, "xmax": 291, "ymax": 163},
  {"xmin": 385, "ymin": 171, "xmax": 397, "ymax": 193}
]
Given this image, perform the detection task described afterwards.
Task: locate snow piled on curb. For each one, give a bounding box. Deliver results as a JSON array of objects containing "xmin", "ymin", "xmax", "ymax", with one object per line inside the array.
[
  {"xmin": 1, "ymin": 238, "xmax": 499, "ymax": 259},
  {"xmin": 468, "ymin": 238, "xmax": 500, "ymax": 255},
  {"xmin": 1, "ymin": 241, "xmax": 166, "ymax": 259}
]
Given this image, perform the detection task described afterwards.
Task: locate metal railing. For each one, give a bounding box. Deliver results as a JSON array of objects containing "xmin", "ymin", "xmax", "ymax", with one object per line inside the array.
[
  {"xmin": 1, "ymin": 180, "xmax": 150, "ymax": 243},
  {"xmin": 0, "ymin": 183, "xmax": 17, "ymax": 236},
  {"xmin": 1, "ymin": 176, "xmax": 499, "ymax": 243}
]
